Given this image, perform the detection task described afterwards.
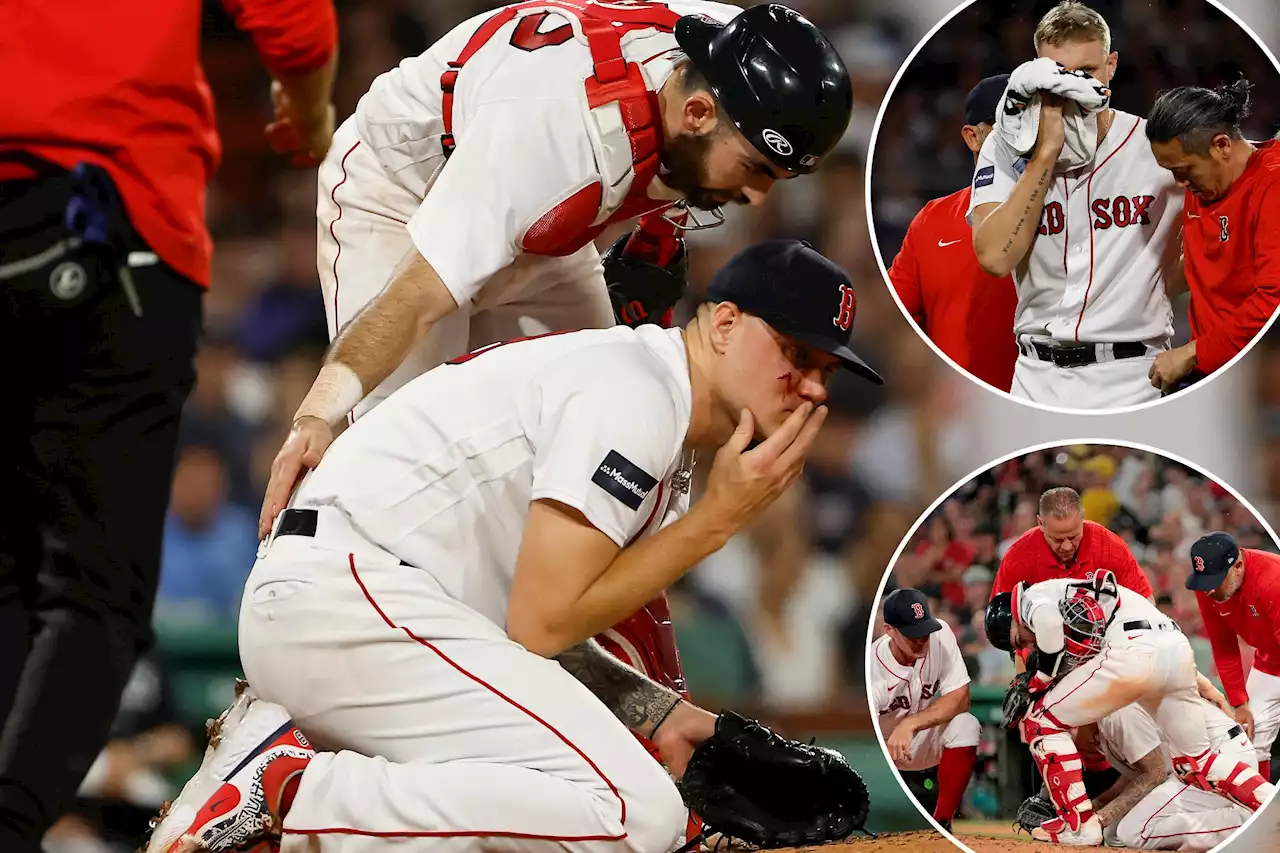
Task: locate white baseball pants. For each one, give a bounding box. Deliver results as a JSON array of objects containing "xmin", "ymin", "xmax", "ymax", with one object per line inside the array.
[
  {"xmin": 1030, "ymin": 630, "xmax": 1273, "ymax": 806},
  {"xmin": 316, "ymin": 119, "xmax": 616, "ymax": 420},
  {"xmin": 1113, "ymin": 726, "xmax": 1255, "ymax": 851},
  {"xmin": 237, "ymin": 531, "xmax": 688, "ymax": 853},
  {"xmin": 1010, "ymin": 352, "xmax": 1162, "ymax": 410},
  {"xmin": 1244, "ymin": 667, "xmax": 1280, "ymax": 764},
  {"xmin": 889, "ymin": 712, "xmax": 981, "ymax": 772}
]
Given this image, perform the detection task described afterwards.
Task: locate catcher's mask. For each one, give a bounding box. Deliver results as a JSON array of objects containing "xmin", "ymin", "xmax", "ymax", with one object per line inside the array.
[
  {"xmin": 1061, "ymin": 587, "xmax": 1107, "ymax": 660},
  {"xmin": 984, "ymin": 591, "xmax": 1015, "ymax": 655}
]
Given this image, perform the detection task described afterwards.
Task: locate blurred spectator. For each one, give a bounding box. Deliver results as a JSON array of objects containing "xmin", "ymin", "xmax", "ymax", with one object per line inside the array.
[{"xmin": 156, "ymin": 445, "xmax": 260, "ymax": 624}]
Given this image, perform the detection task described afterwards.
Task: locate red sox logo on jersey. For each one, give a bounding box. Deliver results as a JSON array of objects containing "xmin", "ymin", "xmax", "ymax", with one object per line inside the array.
[
  {"xmin": 1220, "ymin": 216, "xmax": 1230, "ymax": 243},
  {"xmin": 833, "ymin": 284, "xmax": 856, "ymax": 331},
  {"xmin": 1037, "ymin": 195, "xmax": 1156, "ymax": 235},
  {"xmin": 911, "ymin": 602, "xmax": 925, "ymax": 620}
]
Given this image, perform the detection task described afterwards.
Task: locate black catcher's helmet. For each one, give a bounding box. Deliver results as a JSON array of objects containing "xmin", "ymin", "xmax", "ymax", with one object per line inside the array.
[
  {"xmin": 985, "ymin": 591, "xmax": 1015, "ymax": 654},
  {"xmin": 675, "ymin": 4, "xmax": 853, "ymax": 174}
]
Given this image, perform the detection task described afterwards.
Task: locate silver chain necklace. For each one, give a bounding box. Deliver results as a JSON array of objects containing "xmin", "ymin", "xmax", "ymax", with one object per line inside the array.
[{"xmin": 669, "ymin": 448, "xmax": 696, "ymax": 495}]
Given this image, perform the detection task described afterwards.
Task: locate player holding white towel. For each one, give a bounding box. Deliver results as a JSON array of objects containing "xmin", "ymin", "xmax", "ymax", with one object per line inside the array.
[{"xmin": 967, "ymin": 1, "xmax": 1183, "ymax": 409}]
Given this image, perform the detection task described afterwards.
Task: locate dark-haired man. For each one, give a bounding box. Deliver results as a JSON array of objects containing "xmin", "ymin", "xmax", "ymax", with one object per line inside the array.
[{"xmin": 1147, "ymin": 79, "xmax": 1280, "ymax": 391}]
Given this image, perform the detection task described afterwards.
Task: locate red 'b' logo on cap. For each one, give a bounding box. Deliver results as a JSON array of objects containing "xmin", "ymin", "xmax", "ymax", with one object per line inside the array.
[
  {"xmin": 911, "ymin": 602, "xmax": 925, "ymax": 619},
  {"xmin": 1194, "ymin": 555, "xmax": 1206, "ymax": 573},
  {"xmin": 833, "ymin": 284, "xmax": 856, "ymax": 332}
]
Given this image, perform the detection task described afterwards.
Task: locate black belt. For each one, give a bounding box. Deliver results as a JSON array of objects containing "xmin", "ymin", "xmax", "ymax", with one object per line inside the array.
[
  {"xmin": 1227, "ymin": 724, "xmax": 1244, "ymax": 740},
  {"xmin": 1023, "ymin": 340, "xmax": 1148, "ymax": 368},
  {"xmin": 274, "ymin": 508, "xmax": 411, "ymax": 566},
  {"xmin": 1122, "ymin": 620, "xmax": 1180, "ymax": 633}
]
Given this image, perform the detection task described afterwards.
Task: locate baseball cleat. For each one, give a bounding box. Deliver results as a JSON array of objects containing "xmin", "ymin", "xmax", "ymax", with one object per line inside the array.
[
  {"xmin": 1032, "ymin": 814, "xmax": 1103, "ymax": 846},
  {"xmin": 143, "ymin": 683, "xmax": 313, "ymax": 853}
]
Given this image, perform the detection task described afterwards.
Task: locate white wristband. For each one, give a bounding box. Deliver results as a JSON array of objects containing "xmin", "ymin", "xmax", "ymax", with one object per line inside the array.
[{"xmin": 294, "ymin": 362, "xmax": 365, "ymax": 427}]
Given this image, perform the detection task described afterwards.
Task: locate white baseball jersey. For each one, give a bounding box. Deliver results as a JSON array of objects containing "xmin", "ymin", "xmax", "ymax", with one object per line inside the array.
[
  {"xmin": 290, "ymin": 325, "xmax": 693, "ymax": 629},
  {"xmin": 968, "ymin": 109, "xmax": 1183, "ymax": 345},
  {"xmin": 349, "ymin": 0, "xmax": 742, "ymax": 309},
  {"xmin": 870, "ymin": 626, "xmax": 971, "ymax": 733}
]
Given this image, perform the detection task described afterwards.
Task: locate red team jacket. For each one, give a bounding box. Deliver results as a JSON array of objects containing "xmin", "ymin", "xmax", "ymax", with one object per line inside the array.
[
  {"xmin": 0, "ymin": 0, "xmax": 338, "ymax": 288},
  {"xmin": 1183, "ymin": 139, "xmax": 1280, "ymax": 373},
  {"xmin": 990, "ymin": 520, "xmax": 1154, "ymax": 600},
  {"xmin": 1195, "ymin": 547, "xmax": 1280, "ymax": 708},
  {"xmin": 887, "ymin": 186, "xmax": 1018, "ymax": 391}
]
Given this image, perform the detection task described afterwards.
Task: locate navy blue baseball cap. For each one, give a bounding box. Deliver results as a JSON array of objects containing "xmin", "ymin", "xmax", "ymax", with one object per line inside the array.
[
  {"xmin": 705, "ymin": 239, "xmax": 883, "ymax": 384},
  {"xmin": 1186, "ymin": 531, "xmax": 1241, "ymax": 591},
  {"xmin": 883, "ymin": 588, "xmax": 942, "ymax": 638},
  {"xmin": 965, "ymin": 74, "xmax": 1011, "ymax": 127}
]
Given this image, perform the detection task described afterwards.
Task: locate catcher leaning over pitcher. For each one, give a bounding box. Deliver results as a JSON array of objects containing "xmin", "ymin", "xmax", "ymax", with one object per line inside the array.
[{"xmin": 984, "ymin": 570, "xmax": 1274, "ymax": 846}]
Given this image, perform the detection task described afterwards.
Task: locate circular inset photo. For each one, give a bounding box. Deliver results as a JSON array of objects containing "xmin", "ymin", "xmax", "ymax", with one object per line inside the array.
[
  {"xmin": 865, "ymin": 440, "xmax": 1279, "ymax": 852},
  {"xmin": 867, "ymin": 0, "xmax": 1280, "ymax": 413}
]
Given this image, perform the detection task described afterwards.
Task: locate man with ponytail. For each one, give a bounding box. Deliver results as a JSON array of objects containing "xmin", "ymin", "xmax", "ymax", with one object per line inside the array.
[{"xmin": 1146, "ymin": 78, "xmax": 1280, "ymax": 392}]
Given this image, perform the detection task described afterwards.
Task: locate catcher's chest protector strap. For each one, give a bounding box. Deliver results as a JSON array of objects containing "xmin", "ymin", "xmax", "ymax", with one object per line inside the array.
[{"xmin": 439, "ymin": 1, "xmax": 677, "ymax": 255}]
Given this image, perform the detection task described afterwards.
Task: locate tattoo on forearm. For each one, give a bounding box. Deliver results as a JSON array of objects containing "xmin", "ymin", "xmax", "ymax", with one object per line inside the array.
[
  {"xmin": 556, "ymin": 641, "xmax": 681, "ymax": 736},
  {"xmin": 1002, "ymin": 165, "xmax": 1052, "ymax": 256},
  {"xmin": 1098, "ymin": 774, "xmax": 1164, "ymax": 827}
]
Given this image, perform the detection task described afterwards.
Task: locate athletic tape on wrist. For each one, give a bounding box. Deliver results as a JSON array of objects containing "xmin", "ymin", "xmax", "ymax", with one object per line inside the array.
[{"xmin": 294, "ymin": 362, "xmax": 364, "ymax": 427}]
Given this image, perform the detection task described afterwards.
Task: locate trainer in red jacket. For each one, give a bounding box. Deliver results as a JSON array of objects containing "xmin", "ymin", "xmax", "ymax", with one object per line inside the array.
[{"xmin": 0, "ymin": 3, "xmax": 335, "ymax": 851}]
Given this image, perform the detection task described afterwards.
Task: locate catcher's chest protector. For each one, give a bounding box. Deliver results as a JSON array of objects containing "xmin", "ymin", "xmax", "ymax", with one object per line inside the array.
[{"xmin": 440, "ymin": 1, "xmax": 679, "ymax": 256}]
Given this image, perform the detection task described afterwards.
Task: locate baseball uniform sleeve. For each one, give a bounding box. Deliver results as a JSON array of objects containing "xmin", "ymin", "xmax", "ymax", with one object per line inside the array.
[
  {"xmin": 528, "ymin": 352, "xmax": 681, "ymax": 548},
  {"xmin": 406, "ymin": 96, "xmax": 600, "ymax": 308},
  {"xmin": 966, "ymin": 134, "xmax": 1020, "ymax": 223},
  {"xmin": 888, "ymin": 212, "xmax": 925, "ymax": 326},
  {"xmin": 1099, "ymin": 705, "xmax": 1163, "ymax": 767},
  {"xmin": 1021, "ymin": 585, "xmax": 1065, "ymax": 656},
  {"xmin": 938, "ymin": 626, "xmax": 972, "ymax": 695},
  {"xmin": 221, "ymin": 0, "xmax": 337, "ymax": 76},
  {"xmin": 1197, "ymin": 591, "xmax": 1248, "ymax": 707},
  {"xmin": 1194, "ymin": 179, "xmax": 1280, "ymax": 373}
]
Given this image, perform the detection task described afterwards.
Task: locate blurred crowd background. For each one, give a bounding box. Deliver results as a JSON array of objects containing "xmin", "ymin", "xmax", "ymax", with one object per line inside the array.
[{"xmin": 47, "ymin": 0, "xmax": 1280, "ymax": 850}]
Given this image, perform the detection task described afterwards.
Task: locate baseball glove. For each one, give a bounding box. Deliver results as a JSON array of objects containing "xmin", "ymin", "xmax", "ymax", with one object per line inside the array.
[
  {"xmin": 601, "ymin": 230, "xmax": 689, "ymax": 328},
  {"xmin": 1013, "ymin": 794, "xmax": 1057, "ymax": 835},
  {"xmin": 1002, "ymin": 671, "xmax": 1037, "ymax": 730},
  {"xmin": 676, "ymin": 710, "xmax": 872, "ymax": 849}
]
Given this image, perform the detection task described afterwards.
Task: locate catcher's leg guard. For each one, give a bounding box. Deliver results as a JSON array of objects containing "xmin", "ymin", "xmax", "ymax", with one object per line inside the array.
[
  {"xmin": 1172, "ymin": 748, "xmax": 1275, "ymax": 811},
  {"xmin": 1020, "ymin": 710, "xmax": 1100, "ymax": 839}
]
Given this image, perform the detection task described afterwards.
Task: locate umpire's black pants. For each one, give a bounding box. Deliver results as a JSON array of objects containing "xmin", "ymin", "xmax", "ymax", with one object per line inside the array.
[{"xmin": 0, "ymin": 158, "xmax": 202, "ymax": 852}]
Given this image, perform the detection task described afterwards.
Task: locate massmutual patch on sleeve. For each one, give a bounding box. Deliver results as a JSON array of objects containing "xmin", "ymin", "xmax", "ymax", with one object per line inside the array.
[
  {"xmin": 973, "ymin": 165, "xmax": 995, "ymax": 189},
  {"xmin": 592, "ymin": 450, "xmax": 658, "ymax": 511},
  {"xmin": 1012, "ymin": 157, "xmax": 1028, "ymax": 176}
]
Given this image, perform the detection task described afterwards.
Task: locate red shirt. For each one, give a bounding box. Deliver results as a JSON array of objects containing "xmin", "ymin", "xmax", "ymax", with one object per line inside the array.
[
  {"xmin": 1195, "ymin": 548, "xmax": 1280, "ymax": 708},
  {"xmin": 0, "ymin": 0, "xmax": 337, "ymax": 288},
  {"xmin": 991, "ymin": 521, "xmax": 1154, "ymax": 600},
  {"xmin": 1183, "ymin": 139, "xmax": 1280, "ymax": 373},
  {"xmin": 888, "ymin": 186, "xmax": 1018, "ymax": 391}
]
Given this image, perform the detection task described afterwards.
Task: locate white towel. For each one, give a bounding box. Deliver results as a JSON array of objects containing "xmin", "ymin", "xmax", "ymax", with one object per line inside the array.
[{"xmin": 996, "ymin": 57, "xmax": 1112, "ymax": 171}]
